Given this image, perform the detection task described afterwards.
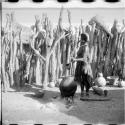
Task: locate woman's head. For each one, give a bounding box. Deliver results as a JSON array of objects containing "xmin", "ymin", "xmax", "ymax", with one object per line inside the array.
[{"xmin": 80, "ymin": 33, "xmax": 89, "ymax": 45}]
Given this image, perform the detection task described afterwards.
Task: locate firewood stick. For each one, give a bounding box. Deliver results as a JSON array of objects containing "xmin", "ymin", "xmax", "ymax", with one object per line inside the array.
[
  {"xmin": 50, "ymin": 33, "xmax": 69, "ymax": 56},
  {"xmin": 30, "ymin": 45, "xmax": 46, "ymax": 62}
]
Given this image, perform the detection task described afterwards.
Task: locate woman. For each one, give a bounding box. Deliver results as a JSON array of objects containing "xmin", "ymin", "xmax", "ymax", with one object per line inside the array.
[{"xmin": 72, "ymin": 33, "xmax": 93, "ymax": 97}]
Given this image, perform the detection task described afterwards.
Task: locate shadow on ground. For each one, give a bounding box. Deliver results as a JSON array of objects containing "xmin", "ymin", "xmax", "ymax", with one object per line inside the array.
[
  {"xmin": 8, "ymin": 84, "xmax": 43, "ymax": 93},
  {"xmin": 5, "ymin": 85, "xmax": 125, "ymax": 124},
  {"xmin": 26, "ymin": 88, "xmax": 125, "ymax": 124}
]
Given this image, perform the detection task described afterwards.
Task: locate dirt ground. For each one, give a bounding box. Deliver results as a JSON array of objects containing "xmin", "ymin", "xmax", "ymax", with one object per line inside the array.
[{"xmin": 2, "ymin": 84, "xmax": 125, "ymax": 125}]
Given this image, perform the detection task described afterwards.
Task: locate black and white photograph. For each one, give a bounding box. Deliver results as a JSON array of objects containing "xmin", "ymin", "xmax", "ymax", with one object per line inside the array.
[{"xmin": 1, "ymin": 1, "xmax": 125, "ymax": 124}]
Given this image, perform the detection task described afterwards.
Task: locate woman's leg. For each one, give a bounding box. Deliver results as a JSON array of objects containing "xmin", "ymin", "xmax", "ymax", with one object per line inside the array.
[
  {"xmin": 80, "ymin": 81, "xmax": 84, "ymax": 97},
  {"xmin": 85, "ymin": 75, "xmax": 91, "ymax": 96}
]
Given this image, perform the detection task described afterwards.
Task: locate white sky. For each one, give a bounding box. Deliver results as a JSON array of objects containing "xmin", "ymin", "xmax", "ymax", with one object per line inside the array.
[{"xmin": 2, "ymin": 8, "xmax": 125, "ymax": 29}]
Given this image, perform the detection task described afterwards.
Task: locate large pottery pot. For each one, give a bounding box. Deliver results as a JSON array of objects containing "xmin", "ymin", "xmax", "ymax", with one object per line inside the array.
[{"xmin": 59, "ymin": 76, "xmax": 77, "ymax": 98}]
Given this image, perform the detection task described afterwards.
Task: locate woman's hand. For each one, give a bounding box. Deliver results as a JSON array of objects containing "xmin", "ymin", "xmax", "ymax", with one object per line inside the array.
[{"xmin": 71, "ymin": 57, "xmax": 75, "ymax": 62}]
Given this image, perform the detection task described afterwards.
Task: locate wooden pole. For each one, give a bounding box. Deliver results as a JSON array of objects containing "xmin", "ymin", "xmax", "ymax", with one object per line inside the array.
[{"xmin": 9, "ymin": 14, "xmax": 14, "ymax": 87}]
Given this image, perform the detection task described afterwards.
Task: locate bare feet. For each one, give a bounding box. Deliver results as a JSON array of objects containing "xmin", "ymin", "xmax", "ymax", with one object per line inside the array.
[
  {"xmin": 81, "ymin": 92, "xmax": 84, "ymax": 97},
  {"xmin": 104, "ymin": 90, "xmax": 108, "ymax": 97},
  {"xmin": 86, "ymin": 92, "xmax": 89, "ymax": 97}
]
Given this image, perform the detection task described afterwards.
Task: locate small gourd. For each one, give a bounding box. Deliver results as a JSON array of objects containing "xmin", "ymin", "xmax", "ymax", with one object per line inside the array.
[{"xmin": 118, "ymin": 80, "xmax": 125, "ymax": 87}]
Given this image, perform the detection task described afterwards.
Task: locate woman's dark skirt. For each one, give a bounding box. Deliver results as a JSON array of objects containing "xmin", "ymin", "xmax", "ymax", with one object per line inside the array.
[{"xmin": 74, "ymin": 61, "xmax": 93, "ymax": 87}]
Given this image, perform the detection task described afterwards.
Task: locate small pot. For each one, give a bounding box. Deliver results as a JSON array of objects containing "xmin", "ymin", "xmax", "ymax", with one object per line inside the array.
[
  {"xmin": 118, "ymin": 81, "xmax": 125, "ymax": 87},
  {"xmin": 48, "ymin": 82, "xmax": 55, "ymax": 88}
]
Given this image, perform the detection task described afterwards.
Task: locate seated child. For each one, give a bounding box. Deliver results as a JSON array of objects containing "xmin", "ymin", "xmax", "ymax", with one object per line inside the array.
[{"xmin": 92, "ymin": 72, "xmax": 108, "ymax": 96}]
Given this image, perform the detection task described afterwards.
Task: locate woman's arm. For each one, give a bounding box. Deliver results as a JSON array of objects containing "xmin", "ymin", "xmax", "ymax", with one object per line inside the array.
[
  {"xmin": 71, "ymin": 57, "xmax": 87, "ymax": 63},
  {"xmin": 74, "ymin": 58, "xmax": 85, "ymax": 62}
]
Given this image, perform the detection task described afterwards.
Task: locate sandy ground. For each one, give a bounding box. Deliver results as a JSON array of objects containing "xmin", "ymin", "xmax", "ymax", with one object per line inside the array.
[{"xmin": 2, "ymin": 85, "xmax": 125, "ymax": 125}]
